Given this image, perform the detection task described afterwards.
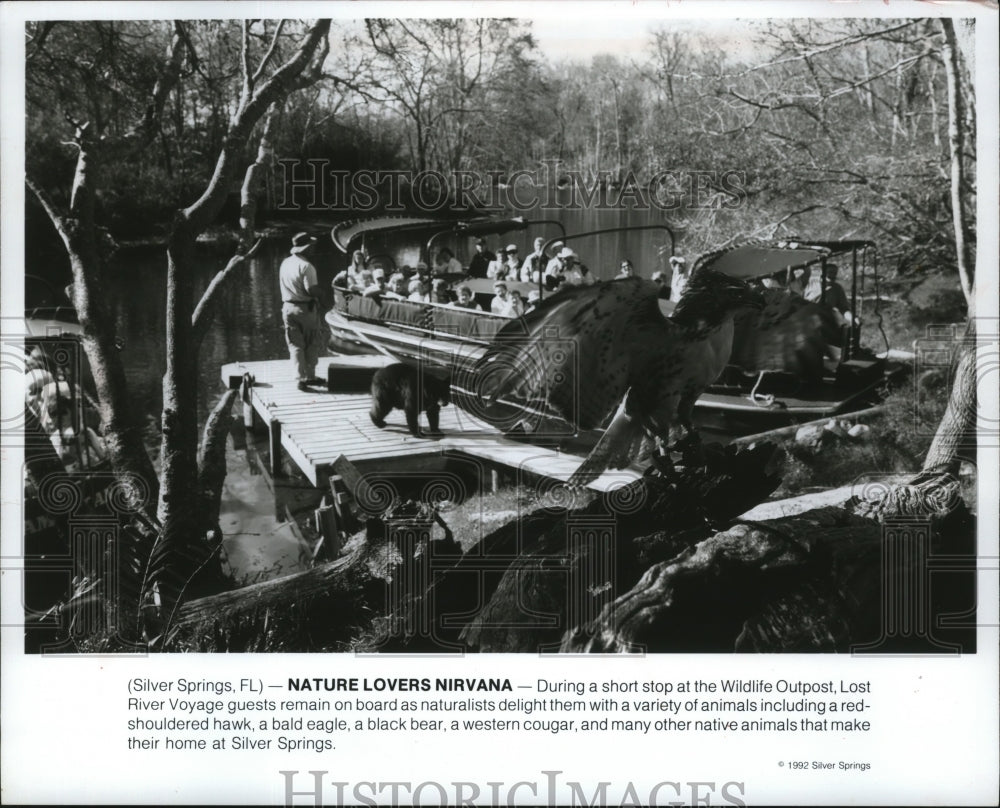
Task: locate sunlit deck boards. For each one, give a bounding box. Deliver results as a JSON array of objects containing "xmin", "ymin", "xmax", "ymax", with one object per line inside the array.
[{"xmin": 220, "ymin": 356, "xmax": 640, "ymax": 493}]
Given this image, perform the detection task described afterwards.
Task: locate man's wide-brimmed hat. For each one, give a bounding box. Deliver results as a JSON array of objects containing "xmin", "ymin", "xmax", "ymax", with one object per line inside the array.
[
  {"xmin": 669, "ymin": 255, "xmax": 686, "ymax": 265},
  {"xmin": 291, "ymin": 232, "xmax": 317, "ymax": 254},
  {"xmin": 558, "ymin": 247, "xmax": 576, "ymax": 259},
  {"xmin": 506, "ymin": 243, "xmax": 519, "ymax": 252}
]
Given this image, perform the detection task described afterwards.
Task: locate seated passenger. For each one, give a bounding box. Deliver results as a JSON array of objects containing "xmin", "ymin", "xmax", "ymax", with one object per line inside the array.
[
  {"xmin": 433, "ymin": 247, "xmax": 463, "ymax": 276},
  {"xmin": 651, "ymin": 269, "xmax": 669, "ymax": 296},
  {"xmin": 524, "ymin": 289, "xmax": 541, "ymax": 313},
  {"xmin": 351, "ymin": 269, "xmax": 374, "ymax": 294},
  {"xmin": 408, "ymin": 277, "xmax": 432, "ymax": 303},
  {"xmin": 669, "ymin": 256, "xmax": 690, "ymax": 300},
  {"xmin": 561, "ymin": 250, "xmax": 594, "ymax": 286},
  {"xmin": 544, "ymin": 246, "xmax": 575, "ymax": 289},
  {"xmin": 520, "ymin": 237, "xmax": 547, "ymax": 283},
  {"xmin": 347, "ymin": 250, "xmax": 367, "ymax": 285},
  {"xmin": 488, "ymin": 244, "xmax": 520, "ymax": 281},
  {"xmin": 490, "ymin": 281, "xmax": 512, "ymax": 315},
  {"xmin": 384, "ymin": 273, "xmax": 408, "ymax": 299},
  {"xmin": 431, "ymin": 278, "xmax": 452, "ymax": 304},
  {"xmin": 363, "ymin": 268, "xmax": 387, "ymax": 297},
  {"xmin": 615, "ymin": 259, "xmax": 636, "ymax": 279},
  {"xmin": 468, "ymin": 238, "xmax": 495, "ymax": 279},
  {"xmin": 788, "ymin": 266, "xmax": 809, "ymax": 297},
  {"xmin": 804, "ymin": 264, "xmax": 853, "ymax": 325},
  {"xmin": 451, "ymin": 284, "xmax": 483, "ymax": 311},
  {"xmin": 508, "ymin": 289, "xmax": 526, "ymax": 317}
]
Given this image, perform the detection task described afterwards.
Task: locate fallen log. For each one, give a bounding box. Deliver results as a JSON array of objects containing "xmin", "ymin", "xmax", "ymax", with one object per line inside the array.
[{"xmin": 561, "ymin": 499, "xmax": 976, "ymax": 654}]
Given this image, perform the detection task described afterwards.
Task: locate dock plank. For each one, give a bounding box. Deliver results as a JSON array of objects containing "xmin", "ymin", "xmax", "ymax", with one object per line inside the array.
[{"xmin": 221, "ymin": 357, "xmax": 638, "ymax": 493}]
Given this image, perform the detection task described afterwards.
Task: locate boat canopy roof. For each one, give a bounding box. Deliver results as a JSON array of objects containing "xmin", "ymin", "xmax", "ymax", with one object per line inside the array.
[
  {"xmin": 331, "ymin": 215, "xmax": 533, "ymax": 253},
  {"xmin": 696, "ymin": 239, "xmax": 877, "ymax": 280}
]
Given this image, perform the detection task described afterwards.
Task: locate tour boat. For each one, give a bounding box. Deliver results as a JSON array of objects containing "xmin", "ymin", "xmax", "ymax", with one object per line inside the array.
[{"xmin": 325, "ymin": 222, "xmax": 905, "ymax": 436}]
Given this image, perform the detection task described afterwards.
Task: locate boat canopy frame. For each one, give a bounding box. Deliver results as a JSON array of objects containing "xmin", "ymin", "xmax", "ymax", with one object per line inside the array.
[
  {"xmin": 695, "ymin": 239, "xmax": 882, "ymax": 358},
  {"xmin": 331, "ymin": 214, "xmax": 568, "ymax": 274}
]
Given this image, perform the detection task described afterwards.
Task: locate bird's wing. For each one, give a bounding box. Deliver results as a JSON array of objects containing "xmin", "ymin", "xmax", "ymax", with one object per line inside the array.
[
  {"xmin": 729, "ymin": 289, "xmax": 841, "ymax": 380},
  {"xmin": 474, "ymin": 279, "xmax": 675, "ymax": 431}
]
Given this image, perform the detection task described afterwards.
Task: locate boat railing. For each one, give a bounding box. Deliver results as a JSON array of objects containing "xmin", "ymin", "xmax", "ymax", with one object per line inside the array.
[{"xmin": 332, "ymin": 288, "xmax": 511, "ymax": 344}]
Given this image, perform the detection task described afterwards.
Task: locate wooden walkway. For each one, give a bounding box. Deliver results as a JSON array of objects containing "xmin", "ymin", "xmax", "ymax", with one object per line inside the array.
[{"xmin": 221, "ymin": 356, "xmax": 640, "ymax": 493}]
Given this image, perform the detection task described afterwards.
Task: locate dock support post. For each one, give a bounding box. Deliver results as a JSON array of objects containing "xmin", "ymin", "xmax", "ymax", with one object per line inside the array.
[
  {"xmin": 269, "ymin": 419, "xmax": 281, "ymax": 477},
  {"xmin": 240, "ymin": 372, "xmax": 255, "ymax": 429},
  {"xmin": 313, "ymin": 497, "xmax": 342, "ymax": 563}
]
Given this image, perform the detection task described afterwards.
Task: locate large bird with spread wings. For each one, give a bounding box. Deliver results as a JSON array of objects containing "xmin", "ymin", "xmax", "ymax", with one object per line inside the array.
[
  {"xmin": 471, "ymin": 270, "xmax": 759, "ymax": 485},
  {"xmin": 470, "ymin": 269, "xmax": 837, "ymax": 486}
]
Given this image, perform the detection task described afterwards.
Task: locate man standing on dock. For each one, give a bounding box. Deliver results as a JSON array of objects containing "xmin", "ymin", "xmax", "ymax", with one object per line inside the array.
[{"xmin": 279, "ymin": 232, "xmax": 325, "ymax": 392}]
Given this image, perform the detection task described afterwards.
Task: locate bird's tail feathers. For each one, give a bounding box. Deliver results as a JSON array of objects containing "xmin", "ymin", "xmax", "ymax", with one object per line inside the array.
[{"xmin": 567, "ymin": 398, "xmax": 643, "ymax": 488}]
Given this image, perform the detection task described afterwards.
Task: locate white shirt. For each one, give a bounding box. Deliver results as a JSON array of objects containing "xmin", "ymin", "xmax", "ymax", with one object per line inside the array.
[
  {"xmin": 521, "ymin": 251, "xmax": 545, "ymax": 283},
  {"xmin": 279, "ymin": 254, "xmax": 318, "ymax": 303},
  {"xmin": 562, "ymin": 264, "xmax": 594, "ymax": 286},
  {"xmin": 435, "ymin": 256, "xmax": 463, "ymax": 275}
]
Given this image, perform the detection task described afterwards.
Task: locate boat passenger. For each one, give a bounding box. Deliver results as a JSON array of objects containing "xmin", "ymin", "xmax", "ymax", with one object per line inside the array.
[
  {"xmin": 384, "ymin": 273, "xmax": 408, "ymax": 299},
  {"xmin": 562, "ymin": 251, "xmax": 595, "ymax": 286},
  {"xmin": 490, "ymin": 281, "xmax": 512, "ymax": 315},
  {"xmin": 615, "ymin": 259, "xmax": 636, "ymax": 279},
  {"xmin": 788, "ymin": 266, "xmax": 809, "ymax": 297},
  {"xmin": 451, "ymin": 284, "xmax": 483, "ymax": 311},
  {"xmin": 433, "ymin": 247, "xmax": 463, "ymax": 276},
  {"xmin": 487, "ymin": 248, "xmax": 511, "ymax": 281},
  {"xmin": 544, "ymin": 246, "xmax": 574, "ymax": 289},
  {"xmin": 669, "ymin": 256, "xmax": 690, "ymax": 300},
  {"xmin": 409, "ymin": 277, "xmax": 432, "ymax": 303},
  {"xmin": 508, "ymin": 289, "xmax": 526, "ymax": 317},
  {"xmin": 804, "ymin": 264, "xmax": 853, "ymax": 325},
  {"xmin": 502, "ymin": 244, "xmax": 521, "ymax": 278},
  {"xmin": 651, "ymin": 269, "xmax": 669, "ymax": 294},
  {"xmin": 524, "ymin": 289, "xmax": 541, "ymax": 313},
  {"xmin": 347, "ymin": 249, "xmax": 367, "ymax": 283},
  {"xmin": 468, "ymin": 238, "xmax": 496, "ymax": 279},
  {"xmin": 431, "ymin": 278, "xmax": 452, "ymax": 304},
  {"xmin": 363, "ymin": 268, "xmax": 387, "ymax": 297},
  {"xmin": 520, "ymin": 236, "xmax": 547, "ymax": 283},
  {"xmin": 352, "ymin": 268, "xmax": 374, "ymax": 294},
  {"xmin": 488, "ymin": 244, "xmax": 520, "ymax": 281}
]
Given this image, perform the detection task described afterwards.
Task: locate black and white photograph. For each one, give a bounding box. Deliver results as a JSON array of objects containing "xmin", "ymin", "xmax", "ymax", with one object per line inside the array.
[{"xmin": 2, "ymin": 2, "xmax": 997, "ymax": 805}]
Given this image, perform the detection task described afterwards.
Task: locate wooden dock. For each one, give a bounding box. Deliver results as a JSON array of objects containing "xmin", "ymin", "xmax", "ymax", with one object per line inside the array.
[{"xmin": 220, "ymin": 356, "xmax": 640, "ymax": 493}]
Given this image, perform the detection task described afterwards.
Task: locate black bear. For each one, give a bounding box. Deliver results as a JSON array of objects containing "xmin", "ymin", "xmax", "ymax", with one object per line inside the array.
[{"xmin": 369, "ymin": 363, "xmax": 451, "ymax": 437}]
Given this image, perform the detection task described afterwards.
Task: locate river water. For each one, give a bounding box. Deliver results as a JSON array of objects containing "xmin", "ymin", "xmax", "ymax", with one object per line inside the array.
[{"xmin": 30, "ymin": 198, "xmax": 676, "ymax": 581}]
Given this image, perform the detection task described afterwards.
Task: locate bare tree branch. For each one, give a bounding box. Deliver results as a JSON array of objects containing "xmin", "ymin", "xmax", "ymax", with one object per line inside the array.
[{"xmin": 252, "ymin": 19, "xmax": 287, "ymax": 83}]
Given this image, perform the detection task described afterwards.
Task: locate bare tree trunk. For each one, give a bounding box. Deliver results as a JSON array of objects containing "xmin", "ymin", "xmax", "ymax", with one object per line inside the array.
[
  {"xmin": 922, "ymin": 322, "xmax": 976, "ymax": 476},
  {"xmin": 151, "ymin": 20, "xmax": 332, "ymax": 629},
  {"xmin": 939, "ymin": 18, "xmax": 974, "ymax": 306},
  {"xmin": 26, "ymin": 134, "xmax": 159, "ymax": 515}
]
